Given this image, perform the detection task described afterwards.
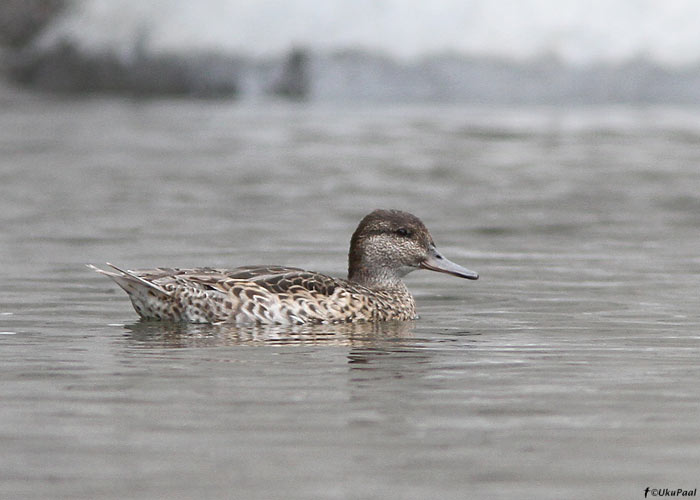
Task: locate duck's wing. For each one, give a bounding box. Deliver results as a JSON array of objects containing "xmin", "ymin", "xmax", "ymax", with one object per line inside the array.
[
  {"xmin": 89, "ymin": 264, "xmax": 376, "ymax": 323},
  {"xmin": 88, "ymin": 264, "xmax": 308, "ymax": 293},
  {"xmin": 249, "ymin": 270, "xmax": 342, "ymax": 296},
  {"xmin": 228, "ymin": 270, "xmax": 360, "ymax": 324},
  {"xmin": 129, "ymin": 265, "xmax": 303, "ymax": 280},
  {"xmin": 169, "ymin": 267, "xmax": 342, "ymax": 296},
  {"xmin": 221, "ymin": 266, "xmax": 309, "ymax": 280},
  {"xmin": 166, "ymin": 267, "xmax": 352, "ymax": 324},
  {"xmin": 119, "ymin": 266, "xmax": 304, "ymax": 289}
]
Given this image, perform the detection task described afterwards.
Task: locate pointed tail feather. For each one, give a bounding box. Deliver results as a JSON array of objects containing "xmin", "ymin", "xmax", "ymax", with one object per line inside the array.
[{"xmin": 87, "ymin": 263, "xmax": 170, "ymax": 297}]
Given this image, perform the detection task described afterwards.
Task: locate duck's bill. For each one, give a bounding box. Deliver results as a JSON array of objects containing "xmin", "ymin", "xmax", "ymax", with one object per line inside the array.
[{"xmin": 420, "ymin": 252, "xmax": 479, "ymax": 280}]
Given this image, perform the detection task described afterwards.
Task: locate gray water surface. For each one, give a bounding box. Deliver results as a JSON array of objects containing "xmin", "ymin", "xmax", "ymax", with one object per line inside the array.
[{"xmin": 1, "ymin": 93, "xmax": 699, "ymax": 499}]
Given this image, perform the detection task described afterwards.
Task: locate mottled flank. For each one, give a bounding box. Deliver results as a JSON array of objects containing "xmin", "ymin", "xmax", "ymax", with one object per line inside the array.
[{"xmin": 89, "ymin": 209, "xmax": 478, "ymax": 324}]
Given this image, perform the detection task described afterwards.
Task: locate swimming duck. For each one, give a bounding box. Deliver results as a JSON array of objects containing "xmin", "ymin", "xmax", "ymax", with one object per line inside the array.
[{"xmin": 89, "ymin": 209, "xmax": 478, "ymax": 324}]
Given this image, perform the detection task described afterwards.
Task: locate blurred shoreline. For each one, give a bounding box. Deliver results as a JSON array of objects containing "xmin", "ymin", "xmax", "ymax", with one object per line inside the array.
[
  {"xmin": 3, "ymin": 1, "xmax": 700, "ymax": 103},
  {"xmin": 6, "ymin": 46, "xmax": 700, "ymax": 104}
]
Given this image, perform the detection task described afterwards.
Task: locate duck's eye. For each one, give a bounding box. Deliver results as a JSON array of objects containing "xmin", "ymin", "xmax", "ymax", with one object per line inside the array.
[{"xmin": 396, "ymin": 228, "xmax": 412, "ymax": 238}]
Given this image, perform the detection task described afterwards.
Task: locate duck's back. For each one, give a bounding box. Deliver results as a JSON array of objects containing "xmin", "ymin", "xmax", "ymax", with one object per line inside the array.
[{"xmin": 94, "ymin": 264, "xmax": 416, "ymax": 324}]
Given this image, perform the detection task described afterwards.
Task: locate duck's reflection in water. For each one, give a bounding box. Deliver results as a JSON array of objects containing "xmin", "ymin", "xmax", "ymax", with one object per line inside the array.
[{"xmin": 123, "ymin": 319, "xmax": 416, "ymax": 348}]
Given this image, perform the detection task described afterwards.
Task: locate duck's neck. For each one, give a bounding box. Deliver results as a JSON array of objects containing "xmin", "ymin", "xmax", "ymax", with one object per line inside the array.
[{"xmin": 348, "ymin": 265, "xmax": 407, "ymax": 291}]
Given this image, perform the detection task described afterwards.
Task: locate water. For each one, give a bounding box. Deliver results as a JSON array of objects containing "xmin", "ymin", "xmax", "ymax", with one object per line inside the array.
[{"xmin": 1, "ymin": 90, "xmax": 700, "ymax": 499}]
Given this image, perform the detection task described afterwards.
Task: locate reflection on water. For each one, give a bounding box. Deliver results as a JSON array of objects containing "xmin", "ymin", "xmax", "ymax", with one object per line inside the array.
[{"xmin": 122, "ymin": 319, "xmax": 416, "ymax": 347}]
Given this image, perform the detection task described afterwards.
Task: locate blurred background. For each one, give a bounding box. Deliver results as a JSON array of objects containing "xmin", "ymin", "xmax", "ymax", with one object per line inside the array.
[{"xmin": 4, "ymin": 0, "xmax": 700, "ymax": 102}]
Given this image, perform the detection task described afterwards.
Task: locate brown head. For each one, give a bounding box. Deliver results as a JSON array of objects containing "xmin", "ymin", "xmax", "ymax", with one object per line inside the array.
[{"xmin": 347, "ymin": 209, "xmax": 479, "ymax": 289}]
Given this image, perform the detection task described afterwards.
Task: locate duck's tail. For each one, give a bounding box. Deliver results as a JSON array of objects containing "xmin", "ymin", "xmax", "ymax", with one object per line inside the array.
[{"xmin": 87, "ymin": 263, "xmax": 170, "ymax": 298}]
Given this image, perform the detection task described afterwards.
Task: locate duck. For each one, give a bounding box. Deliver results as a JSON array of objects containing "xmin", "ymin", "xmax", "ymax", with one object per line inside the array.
[{"xmin": 88, "ymin": 209, "xmax": 478, "ymax": 324}]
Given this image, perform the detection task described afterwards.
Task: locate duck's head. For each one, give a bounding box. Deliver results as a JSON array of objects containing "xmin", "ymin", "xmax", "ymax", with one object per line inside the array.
[{"xmin": 348, "ymin": 209, "xmax": 479, "ymax": 288}]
